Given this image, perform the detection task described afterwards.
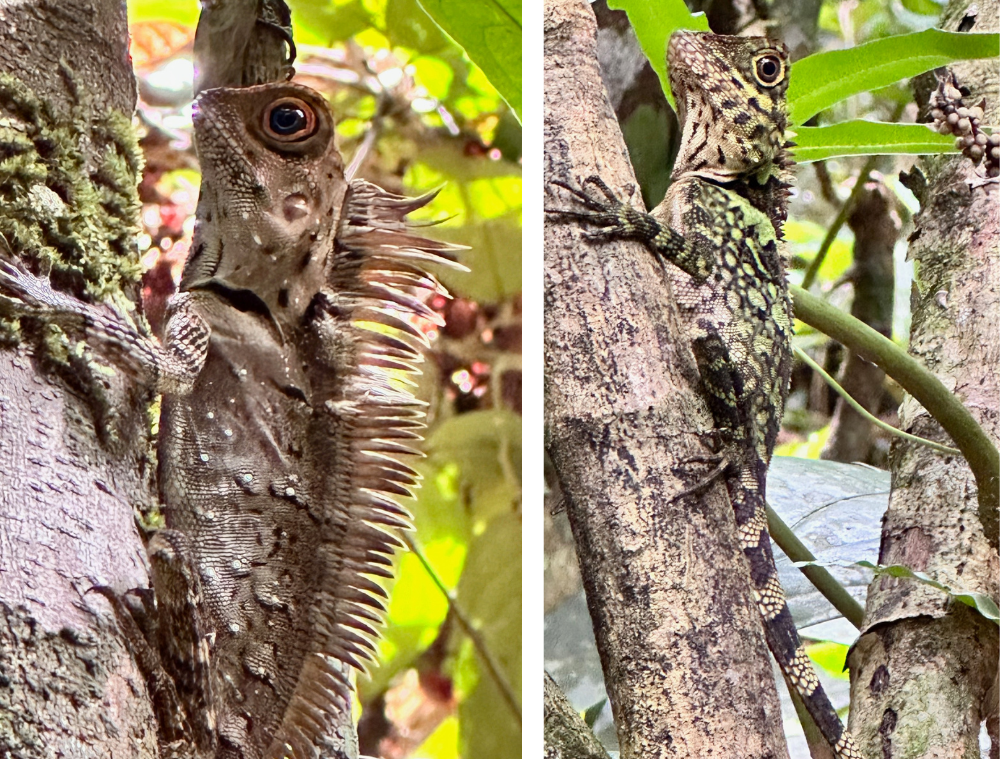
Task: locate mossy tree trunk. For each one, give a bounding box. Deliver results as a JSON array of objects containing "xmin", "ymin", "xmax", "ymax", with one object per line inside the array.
[
  {"xmin": 0, "ymin": 2, "xmax": 158, "ymax": 756},
  {"xmin": 845, "ymin": 0, "xmax": 999, "ymax": 756}
]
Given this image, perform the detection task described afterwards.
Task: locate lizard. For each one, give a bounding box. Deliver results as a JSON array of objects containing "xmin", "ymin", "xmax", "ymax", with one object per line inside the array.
[
  {"xmin": 0, "ymin": 81, "xmax": 461, "ymax": 758},
  {"xmin": 549, "ymin": 31, "xmax": 863, "ymax": 759}
]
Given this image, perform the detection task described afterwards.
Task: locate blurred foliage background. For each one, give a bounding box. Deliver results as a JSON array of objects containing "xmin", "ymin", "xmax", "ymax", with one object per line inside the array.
[{"xmin": 126, "ymin": 1, "xmax": 522, "ymax": 757}]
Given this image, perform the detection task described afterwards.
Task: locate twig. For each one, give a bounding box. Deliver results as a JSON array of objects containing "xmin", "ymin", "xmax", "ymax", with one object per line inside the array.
[
  {"xmin": 794, "ymin": 345, "xmax": 960, "ymax": 456},
  {"xmin": 403, "ymin": 534, "xmax": 522, "ymax": 725},
  {"xmin": 791, "ymin": 285, "xmax": 999, "ymax": 549},
  {"xmin": 765, "ymin": 504, "xmax": 866, "ymax": 630}
]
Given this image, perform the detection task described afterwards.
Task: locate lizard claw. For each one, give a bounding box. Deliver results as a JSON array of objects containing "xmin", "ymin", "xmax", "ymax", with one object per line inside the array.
[
  {"xmin": 0, "ymin": 258, "xmax": 58, "ymax": 314},
  {"xmin": 667, "ymin": 454, "xmax": 730, "ymax": 505},
  {"xmin": 548, "ymin": 176, "xmax": 642, "ymax": 239}
]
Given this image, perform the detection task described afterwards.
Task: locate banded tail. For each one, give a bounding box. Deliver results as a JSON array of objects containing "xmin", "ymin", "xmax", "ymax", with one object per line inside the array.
[{"xmin": 730, "ymin": 473, "xmax": 863, "ymax": 759}]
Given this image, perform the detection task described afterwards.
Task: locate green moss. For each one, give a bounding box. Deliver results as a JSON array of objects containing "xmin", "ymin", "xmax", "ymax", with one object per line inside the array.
[{"xmin": 0, "ymin": 69, "xmax": 143, "ymax": 300}]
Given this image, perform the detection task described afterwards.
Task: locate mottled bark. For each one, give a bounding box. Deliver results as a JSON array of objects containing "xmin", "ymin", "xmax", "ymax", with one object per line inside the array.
[
  {"xmin": 0, "ymin": 2, "xmax": 155, "ymax": 757},
  {"xmin": 543, "ymin": 673, "xmax": 611, "ymax": 759},
  {"xmin": 846, "ymin": 0, "xmax": 1000, "ymax": 756},
  {"xmin": 544, "ymin": 0, "xmax": 788, "ymax": 756}
]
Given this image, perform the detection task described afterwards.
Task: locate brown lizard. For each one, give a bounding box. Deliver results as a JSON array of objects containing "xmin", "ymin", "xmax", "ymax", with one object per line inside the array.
[{"xmin": 0, "ymin": 81, "xmax": 461, "ymax": 758}]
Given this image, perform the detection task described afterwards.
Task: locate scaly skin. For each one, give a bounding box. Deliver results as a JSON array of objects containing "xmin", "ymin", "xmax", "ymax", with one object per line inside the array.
[
  {"xmin": 0, "ymin": 82, "xmax": 462, "ymax": 759},
  {"xmin": 551, "ymin": 31, "xmax": 862, "ymax": 759}
]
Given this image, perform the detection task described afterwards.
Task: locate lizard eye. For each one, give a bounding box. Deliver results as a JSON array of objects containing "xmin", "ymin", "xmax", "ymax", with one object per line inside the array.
[
  {"xmin": 264, "ymin": 98, "xmax": 318, "ymax": 142},
  {"xmin": 753, "ymin": 54, "xmax": 784, "ymax": 87}
]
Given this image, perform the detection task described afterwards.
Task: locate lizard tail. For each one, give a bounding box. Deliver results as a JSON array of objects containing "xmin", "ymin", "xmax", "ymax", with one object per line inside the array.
[
  {"xmin": 269, "ymin": 181, "xmax": 465, "ymax": 758},
  {"xmin": 730, "ymin": 473, "xmax": 863, "ymax": 759}
]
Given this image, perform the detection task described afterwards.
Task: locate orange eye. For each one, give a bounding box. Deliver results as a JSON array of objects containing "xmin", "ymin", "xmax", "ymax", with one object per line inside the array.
[{"xmin": 263, "ymin": 97, "xmax": 317, "ymax": 142}]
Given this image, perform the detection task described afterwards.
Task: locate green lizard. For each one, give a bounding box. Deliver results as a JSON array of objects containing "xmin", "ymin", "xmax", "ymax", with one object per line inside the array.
[{"xmin": 551, "ymin": 30, "xmax": 863, "ymax": 759}]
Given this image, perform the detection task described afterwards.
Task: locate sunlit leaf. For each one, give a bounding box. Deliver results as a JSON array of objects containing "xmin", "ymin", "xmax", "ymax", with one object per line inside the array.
[
  {"xmin": 417, "ymin": 0, "xmax": 521, "ymax": 120},
  {"xmin": 788, "ymin": 30, "xmax": 1000, "ymax": 124},
  {"xmin": 418, "ymin": 715, "xmax": 460, "ymax": 757},
  {"xmin": 783, "ymin": 220, "xmax": 852, "ymax": 284},
  {"xmin": 288, "ymin": 0, "xmax": 374, "ymax": 46},
  {"xmin": 457, "ymin": 511, "xmax": 521, "ymax": 758},
  {"xmin": 426, "ymin": 410, "xmax": 522, "ymax": 518},
  {"xmin": 805, "ymin": 641, "xmax": 850, "ymax": 680},
  {"xmin": 439, "ymin": 215, "xmax": 520, "ymax": 302},
  {"xmin": 791, "ymin": 121, "xmax": 959, "ymax": 163},
  {"xmin": 128, "ymin": 0, "xmax": 199, "ymax": 25},
  {"xmin": 386, "ymin": 0, "xmax": 448, "ymax": 50},
  {"xmin": 388, "ymin": 538, "xmax": 467, "ymax": 628},
  {"xmin": 900, "ymin": 0, "xmax": 944, "ymax": 14},
  {"xmin": 411, "ymin": 55, "xmax": 455, "ymax": 100}
]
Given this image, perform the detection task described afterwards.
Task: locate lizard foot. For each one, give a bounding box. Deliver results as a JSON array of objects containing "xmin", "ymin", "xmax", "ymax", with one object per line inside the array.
[
  {"xmin": 547, "ymin": 176, "xmax": 647, "ymax": 237},
  {"xmin": 668, "ymin": 453, "xmax": 730, "ymax": 505},
  {"xmin": 88, "ymin": 584, "xmax": 193, "ymax": 745}
]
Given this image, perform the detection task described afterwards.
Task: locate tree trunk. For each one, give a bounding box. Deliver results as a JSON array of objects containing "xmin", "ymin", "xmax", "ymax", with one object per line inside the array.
[
  {"xmin": 0, "ymin": 2, "xmax": 156, "ymax": 757},
  {"xmin": 544, "ymin": 0, "xmax": 788, "ymax": 756},
  {"xmin": 845, "ymin": 0, "xmax": 1000, "ymax": 755}
]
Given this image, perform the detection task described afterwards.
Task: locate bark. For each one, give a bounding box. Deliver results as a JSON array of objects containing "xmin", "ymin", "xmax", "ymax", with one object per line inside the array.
[
  {"xmin": 193, "ymin": 0, "xmax": 292, "ymax": 93},
  {"xmin": 544, "ymin": 1, "xmax": 788, "ymax": 757},
  {"xmin": 0, "ymin": 2, "xmax": 155, "ymax": 757},
  {"xmin": 543, "ymin": 672, "xmax": 611, "ymax": 759},
  {"xmin": 846, "ymin": 0, "xmax": 1000, "ymax": 756}
]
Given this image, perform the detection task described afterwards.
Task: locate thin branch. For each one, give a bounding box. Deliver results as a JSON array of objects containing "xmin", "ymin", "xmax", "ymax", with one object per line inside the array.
[
  {"xmin": 794, "ymin": 346, "xmax": 961, "ymax": 456},
  {"xmin": 791, "ymin": 285, "xmax": 999, "ymax": 549},
  {"xmin": 800, "ymin": 102, "xmax": 906, "ymax": 291},
  {"xmin": 403, "ymin": 534, "xmax": 522, "ymax": 725},
  {"xmin": 765, "ymin": 505, "xmax": 866, "ymax": 630},
  {"xmin": 801, "ymin": 154, "xmax": 878, "ymax": 290}
]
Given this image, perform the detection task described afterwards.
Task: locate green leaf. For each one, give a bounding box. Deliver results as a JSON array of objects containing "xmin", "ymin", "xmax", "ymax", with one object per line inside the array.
[
  {"xmin": 900, "ymin": 0, "xmax": 944, "ymax": 14},
  {"xmin": 386, "ymin": 0, "xmax": 448, "ymax": 51},
  {"xmin": 805, "ymin": 641, "xmax": 850, "ymax": 680},
  {"xmin": 605, "ymin": 0, "xmax": 709, "ymax": 110},
  {"xmin": 799, "ymin": 560, "xmax": 1000, "ymax": 624},
  {"xmin": 457, "ymin": 511, "xmax": 521, "ymax": 757},
  {"xmin": 288, "ymin": 0, "xmax": 374, "ymax": 46},
  {"xmin": 583, "ymin": 698, "xmax": 607, "ymax": 727},
  {"xmin": 791, "ymin": 121, "xmax": 958, "ymax": 163},
  {"xmin": 620, "ymin": 103, "xmax": 672, "ymax": 207},
  {"xmin": 788, "ymin": 30, "xmax": 1000, "ymax": 124},
  {"xmin": 417, "ymin": 0, "xmax": 522, "ymax": 120},
  {"xmin": 426, "ymin": 410, "xmax": 522, "ymax": 521}
]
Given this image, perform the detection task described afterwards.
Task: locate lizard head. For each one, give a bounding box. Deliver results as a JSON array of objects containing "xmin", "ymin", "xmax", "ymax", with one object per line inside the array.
[
  {"xmin": 667, "ymin": 32, "xmax": 790, "ymax": 186},
  {"xmin": 184, "ymin": 82, "xmax": 347, "ymax": 328}
]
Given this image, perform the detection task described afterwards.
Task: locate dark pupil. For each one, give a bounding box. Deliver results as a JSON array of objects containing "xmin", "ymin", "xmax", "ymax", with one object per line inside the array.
[
  {"xmin": 270, "ymin": 106, "xmax": 307, "ymax": 135},
  {"xmin": 759, "ymin": 58, "xmax": 778, "ymax": 80}
]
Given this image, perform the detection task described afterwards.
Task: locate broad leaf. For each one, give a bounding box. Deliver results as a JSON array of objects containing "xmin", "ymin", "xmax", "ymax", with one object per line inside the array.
[
  {"xmin": 417, "ymin": 0, "xmax": 522, "ymax": 120},
  {"xmin": 791, "ymin": 121, "xmax": 959, "ymax": 163},
  {"xmin": 606, "ymin": 0, "xmax": 708, "ymax": 110},
  {"xmin": 788, "ymin": 29, "xmax": 1000, "ymax": 124}
]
